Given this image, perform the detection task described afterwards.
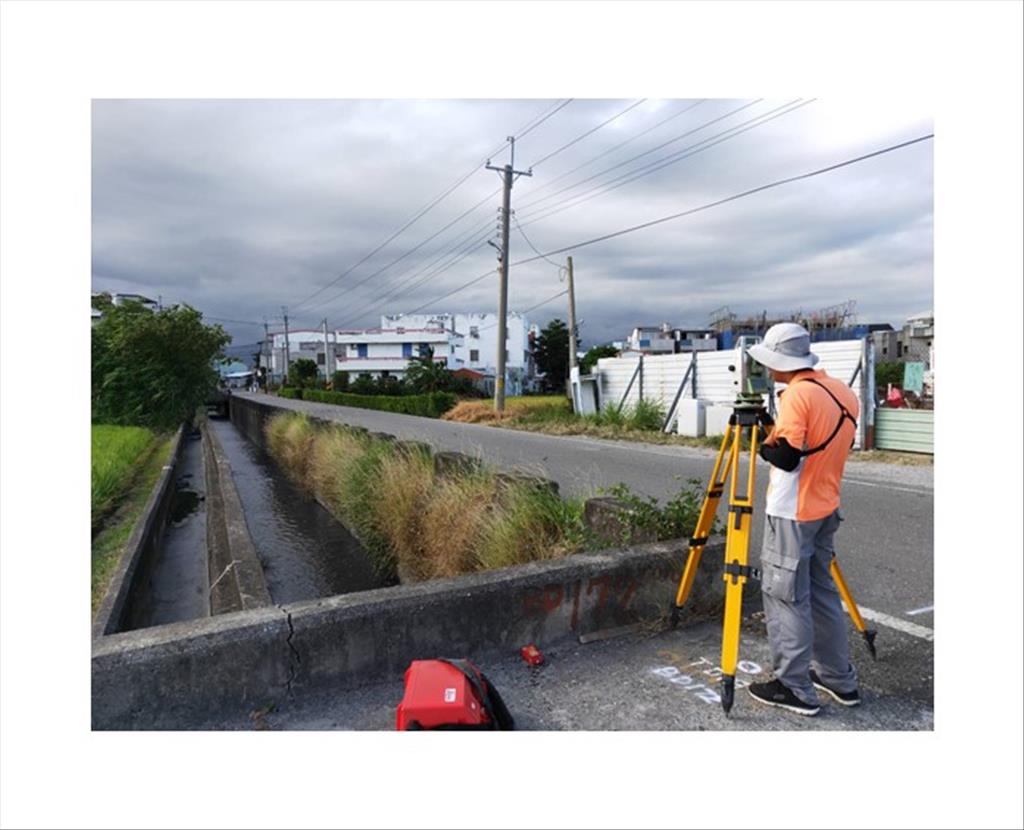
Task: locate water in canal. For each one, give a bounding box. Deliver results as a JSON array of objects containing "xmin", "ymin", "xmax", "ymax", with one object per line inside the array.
[
  {"xmin": 208, "ymin": 418, "xmax": 389, "ymax": 603},
  {"xmin": 133, "ymin": 429, "xmax": 209, "ymax": 629}
]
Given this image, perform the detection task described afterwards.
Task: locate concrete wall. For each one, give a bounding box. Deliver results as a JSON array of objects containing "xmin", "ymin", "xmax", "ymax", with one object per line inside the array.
[
  {"xmin": 92, "ymin": 536, "xmax": 726, "ymax": 729},
  {"xmin": 92, "ymin": 425, "xmax": 186, "ymax": 638},
  {"xmin": 201, "ymin": 419, "xmax": 273, "ymax": 614}
]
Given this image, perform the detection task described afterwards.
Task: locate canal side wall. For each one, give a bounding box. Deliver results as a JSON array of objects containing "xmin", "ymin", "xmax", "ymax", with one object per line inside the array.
[
  {"xmin": 92, "ymin": 425, "xmax": 186, "ymax": 638},
  {"xmin": 92, "ymin": 536, "xmax": 725, "ymax": 729},
  {"xmin": 202, "ymin": 419, "xmax": 273, "ymax": 615}
]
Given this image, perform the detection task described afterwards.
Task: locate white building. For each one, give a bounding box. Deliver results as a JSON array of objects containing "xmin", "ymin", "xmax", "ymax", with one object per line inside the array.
[
  {"xmin": 625, "ymin": 323, "xmax": 718, "ymax": 355},
  {"xmin": 334, "ymin": 327, "xmax": 464, "ymax": 380},
  {"xmin": 269, "ymin": 329, "xmax": 337, "ymax": 381},
  {"xmin": 91, "ymin": 292, "xmax": 159, "ymax": 325},
  {"xmin": 381, "ymin": 311, "xmax": 535, "ymax": 395}
]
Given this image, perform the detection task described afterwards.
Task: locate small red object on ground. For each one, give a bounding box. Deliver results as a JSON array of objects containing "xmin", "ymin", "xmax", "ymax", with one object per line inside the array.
[{"xmin": 520, "ymin": 644, "xmax": 545, "ymax": 666}]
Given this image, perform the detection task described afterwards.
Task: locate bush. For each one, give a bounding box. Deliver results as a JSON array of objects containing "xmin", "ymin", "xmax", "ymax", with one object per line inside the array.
[
  {"xmin": 263, "ymin": 413, "xmax": 586, "ymax": 581},
  {"xmin": 627, "ymin": 398, "xmax": 665, "ymax": 431},
  {"xmin": 330, "ymin": 371, "xmax": 350, "ymax": 392},
  {"xmin": 278, "ymin": 387, "xmax": 303, "ymax": 399},
  {"xmin": 301, "ymin": 389, "xmax": 457, "ymax": 418},
  {"xmin": 351, "ymin": 374, "xmax": 377, "ymax": 395},
  {"xmin": 603, "ymin": 480, "xmax": 713, "ymax": 543}
]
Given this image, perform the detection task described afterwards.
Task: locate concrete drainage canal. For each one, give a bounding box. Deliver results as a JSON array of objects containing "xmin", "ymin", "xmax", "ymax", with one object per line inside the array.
[
  {"xmin": 111, "ymin": 415, "xmax": 390, "ymax": 636},
  {"xmin": 204, "ymin": 417, "xmax": 389, "ymax": 604},
  {"xmin": 92, "ymin": 394, "xmax": 725, "ymax": 729}
]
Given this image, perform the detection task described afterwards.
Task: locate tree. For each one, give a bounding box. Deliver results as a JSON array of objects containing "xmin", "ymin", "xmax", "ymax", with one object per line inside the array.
[
  {"xmin": 581, "ymin": 344, "xmax": 619, "ymax": 374},
  {"xmin": 330, "ymin": 370, "xmax": 350, "ymax": 392},
  {"xmin": 92, "ymin": 301, "xmax": 230, "ymax": 429},
  {"xmin": 403, "ymin": 347, "xmax": 453, "ymax": 393},
  {"xmin": 533, "ymin": 319, "xmax": 573, "ymax": 392},
  {"xmin": 289, "ymin": 358, "xmax": 319, "ymax": 389}
]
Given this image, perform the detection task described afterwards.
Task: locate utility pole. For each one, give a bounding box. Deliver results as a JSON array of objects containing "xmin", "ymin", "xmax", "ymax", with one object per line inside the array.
[
  {"xmin": 486, "ymin": 137, "xmax": 532, "ymax": 413},
  {"xmin": 263, "ymin": 318, "xmax": 271, "ymax": 390},
  {"xmin": 321, "ymin": 318, "xmax": 331, "ymax": 382},
  {"xmin": 566, "ymin": 256, "xmax": 578, "ymax": 372},
  {"xmin": 282, "ymin": 306, "xmax": 291, "ymax": 384}
]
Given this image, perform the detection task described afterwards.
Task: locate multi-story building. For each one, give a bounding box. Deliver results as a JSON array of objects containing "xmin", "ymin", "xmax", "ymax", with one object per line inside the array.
[
  {"xmin": 380, "ymin": 311, "xmax": 535, "ymax": 395},
  {"xmin": 624, "ymin": 323, "xmax": 718, "ymax": 355},
  {"xmin": 899, "ymin": 310, "xmax": 934, "ymax": 366},
  {"xmin": 268, "ymin": 329, "xmax": 336, "ymax": 381},
  {"xmin": 868, "ymin": 313, "xmax": 934, "ymax": 366},
  {"xmin": 334, "ymin": 327, "xmax": 464, "ymax": 380}
]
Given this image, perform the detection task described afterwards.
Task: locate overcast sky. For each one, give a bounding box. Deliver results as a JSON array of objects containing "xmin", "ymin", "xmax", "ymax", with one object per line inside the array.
[{"xmin": 92, "ymin": 98, "xmax": 933, "ymax": 347}]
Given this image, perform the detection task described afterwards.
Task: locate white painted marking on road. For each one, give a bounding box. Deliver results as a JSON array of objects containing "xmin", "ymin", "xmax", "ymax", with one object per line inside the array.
[
  {"xmin": 905, "ymin": 605, "xmax": 934, "ymax": 617},
  {"xmin": 842, "ymin": 478, "xmax": 932, "ymax": 495},
  {"xmin": 845, "ymin": 605, "xmax": 934, "ymax": 641}
]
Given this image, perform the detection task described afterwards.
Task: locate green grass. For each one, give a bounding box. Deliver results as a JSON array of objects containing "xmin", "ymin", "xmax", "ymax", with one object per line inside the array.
[
  {"xmin": 91, "ymin": 435, "xmax": 174, "ymax": 614},
  {"xmin": 91, "ymin": 425, "xmax": 158, "ymax": 528}
]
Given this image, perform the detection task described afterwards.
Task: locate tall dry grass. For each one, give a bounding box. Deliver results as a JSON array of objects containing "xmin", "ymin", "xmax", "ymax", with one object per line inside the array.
[{"xmin": 263, "ymin": 412, "xmax": 584, "ymax": 582}]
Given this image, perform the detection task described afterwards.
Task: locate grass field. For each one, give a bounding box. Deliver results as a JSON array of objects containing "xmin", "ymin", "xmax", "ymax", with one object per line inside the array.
[
  {"xmin": 91, "ymin": 433, "xmax": 173, "ymax": 613},
  {"xmin": 91, "ymin": 425, "xmax": 158, "ymax": 528}
]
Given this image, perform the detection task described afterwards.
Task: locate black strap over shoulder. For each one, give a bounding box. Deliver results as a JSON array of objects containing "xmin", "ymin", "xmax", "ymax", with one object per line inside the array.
[{"xmin": 793, "ymin": 377, "xmax": 858, "ymax": 458}]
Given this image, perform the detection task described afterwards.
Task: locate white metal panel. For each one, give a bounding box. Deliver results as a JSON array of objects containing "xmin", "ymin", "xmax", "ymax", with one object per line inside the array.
[
  {"xmin": 694, "ymin": 349, "xmax": 742, "ymax": 405},
  {"xmin": 595, "ymin": 339, "xmax": 869, "ymax": 448}
]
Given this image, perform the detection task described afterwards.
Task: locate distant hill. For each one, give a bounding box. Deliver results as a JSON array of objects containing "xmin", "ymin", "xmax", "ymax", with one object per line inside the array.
[{"xmin": 221, "ymin": 342, "xmax": 262, "ymax": 368}]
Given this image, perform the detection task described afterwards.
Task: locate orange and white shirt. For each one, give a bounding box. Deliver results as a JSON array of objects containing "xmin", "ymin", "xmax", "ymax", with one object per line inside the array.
[{"xmin": 764, "ymin": 370, "xmax": 859, "ymax": 522}]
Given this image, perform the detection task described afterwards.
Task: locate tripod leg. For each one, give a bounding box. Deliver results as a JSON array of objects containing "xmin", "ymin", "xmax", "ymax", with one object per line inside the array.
[
  {"xmin": 831, "ymin": 556, "xmax": 877, "ymax": 659},
  {"xmin": 718, "ymin": 421, "xmax": 759, "ymax": 714},
  {"xmin": 670, "ymin": 425, "xmax": 732, "ymax": 626}
]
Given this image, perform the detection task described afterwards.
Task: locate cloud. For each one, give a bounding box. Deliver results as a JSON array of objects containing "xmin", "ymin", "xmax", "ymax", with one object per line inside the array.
[{"xmin": 92, "ymin": 98, "xmax": 933, "ymax": 346}]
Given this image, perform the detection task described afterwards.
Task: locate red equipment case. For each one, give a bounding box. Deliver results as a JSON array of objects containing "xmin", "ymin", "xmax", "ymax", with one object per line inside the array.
[{"xmin": 397, "ymin": 659, "xmax": 515, "ymax": 730}]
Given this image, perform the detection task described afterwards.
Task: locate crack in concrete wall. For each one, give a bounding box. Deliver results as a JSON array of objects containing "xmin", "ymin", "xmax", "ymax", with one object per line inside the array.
[{"xmin": 281, "ymin": 606, "xmax": 302, "ymax": 697}]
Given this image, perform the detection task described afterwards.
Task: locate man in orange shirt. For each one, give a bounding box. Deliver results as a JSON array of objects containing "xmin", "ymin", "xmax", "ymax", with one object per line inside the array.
[{"xmin": 745, "ymin": 323, "xmax": 861, "ymax": 716}]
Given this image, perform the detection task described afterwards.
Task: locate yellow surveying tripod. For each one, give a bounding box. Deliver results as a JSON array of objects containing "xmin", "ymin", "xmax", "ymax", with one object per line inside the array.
[{"xmin": 670, "ymin": 343, "xmax": 876, "ymax": 715}]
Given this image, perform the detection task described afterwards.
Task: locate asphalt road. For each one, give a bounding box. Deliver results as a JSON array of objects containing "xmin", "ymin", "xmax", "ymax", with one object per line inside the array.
[{"xmin": 233, "ymin": 391, "xmax": 934, "ymax": 649}]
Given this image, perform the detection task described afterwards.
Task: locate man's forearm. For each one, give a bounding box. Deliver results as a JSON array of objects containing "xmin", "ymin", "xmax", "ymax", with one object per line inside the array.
[{"xmin": 759, "ymin": 437, "xmax": 802, "ymax": 472}]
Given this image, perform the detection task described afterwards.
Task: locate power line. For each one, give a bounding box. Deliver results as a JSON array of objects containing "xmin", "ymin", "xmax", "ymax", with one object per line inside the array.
[
  {"xmin": 518, "ymin": 99, "xmax": 814, "ymax": 228},
  {"xmin": 527, "ymin": 99, "xmax": 647, "ymax": 169},
  {"xmin": 334, "ymin": 227, "xmax": 494, "ymax": 328},
  {"xmin": 517, "ymin": 99, "xmax": 765, "ymax": 213},
  {"xmin": 297, "ymin": 101, "xmax": 576, "ymax": 321},
  {"xmin": 515, "ymin": 99, "xmax": 574, "ymax": 141},
  {"xmin": 340, "ymin": 100, "xmax": 796, "ymax": 326},
  {"xmin": 518, "ymin": 99, "xmax": 707, "ymax": 199},
  {"xmin": 315, "ymin": 102, "xmax": 598, "ymax": 327},
  {"xmin": 474, "ymin": 289, "xmax": 569, "ymax": 334},
  {"xmin": 513, "ymin": 212, "xmax": 565, "ymax": 272},
  {"xmin": 392, "ymin": 133, "xmax": 933, "ymax": 318},
  {"xmin": 511, "ymin": 134, "xmax": 935, "ymax": 266},
  {"xmin": 289, "ymin": 157, "xmax": 494, "ymax": 314},
  {"xmin": 309, "ymin": 186, "xmax": 502, "ymax": 316}
]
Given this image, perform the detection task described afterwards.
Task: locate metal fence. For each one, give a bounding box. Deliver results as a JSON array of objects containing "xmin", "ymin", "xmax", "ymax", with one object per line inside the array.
[
  {"xmin": 874, "ymin": 409, "xmax": 934, "ymax": 453},
  {"xmin": 593, "ymin": 338, "xmax": 874, "ymax": 448}
]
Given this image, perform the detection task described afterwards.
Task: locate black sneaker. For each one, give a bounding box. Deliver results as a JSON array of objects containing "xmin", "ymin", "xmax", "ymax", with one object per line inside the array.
[
  {"xmin": 747, "ymin": 679, "xmax": 820, "ymax": 716},
  {"xmin": 809, "ymin": 670, "xmax": 861, "ymax": 707}
]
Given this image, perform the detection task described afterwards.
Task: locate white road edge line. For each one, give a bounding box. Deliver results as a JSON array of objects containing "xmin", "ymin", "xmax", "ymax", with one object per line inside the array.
[
  {"xmin": 905, "ymin": 605, "xmax": 934, "ymax": 616},
  {"xmin": 842, "ymin": 478, "xmax": 933, "ymax": 495},
  {"xmin": 846, "ymin": 605, "xmax": 934, "ymax": 641}
]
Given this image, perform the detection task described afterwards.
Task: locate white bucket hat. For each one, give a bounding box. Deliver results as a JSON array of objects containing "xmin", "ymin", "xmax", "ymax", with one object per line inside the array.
[{"xmin": 747, "ymin": 322, "xmax": 819, "ymax": 372}]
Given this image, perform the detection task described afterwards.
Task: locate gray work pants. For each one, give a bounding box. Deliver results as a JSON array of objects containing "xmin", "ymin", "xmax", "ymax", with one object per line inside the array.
[{"xmin": 760, "ymin": 509, "xmax": 859, "ymax": 705}]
